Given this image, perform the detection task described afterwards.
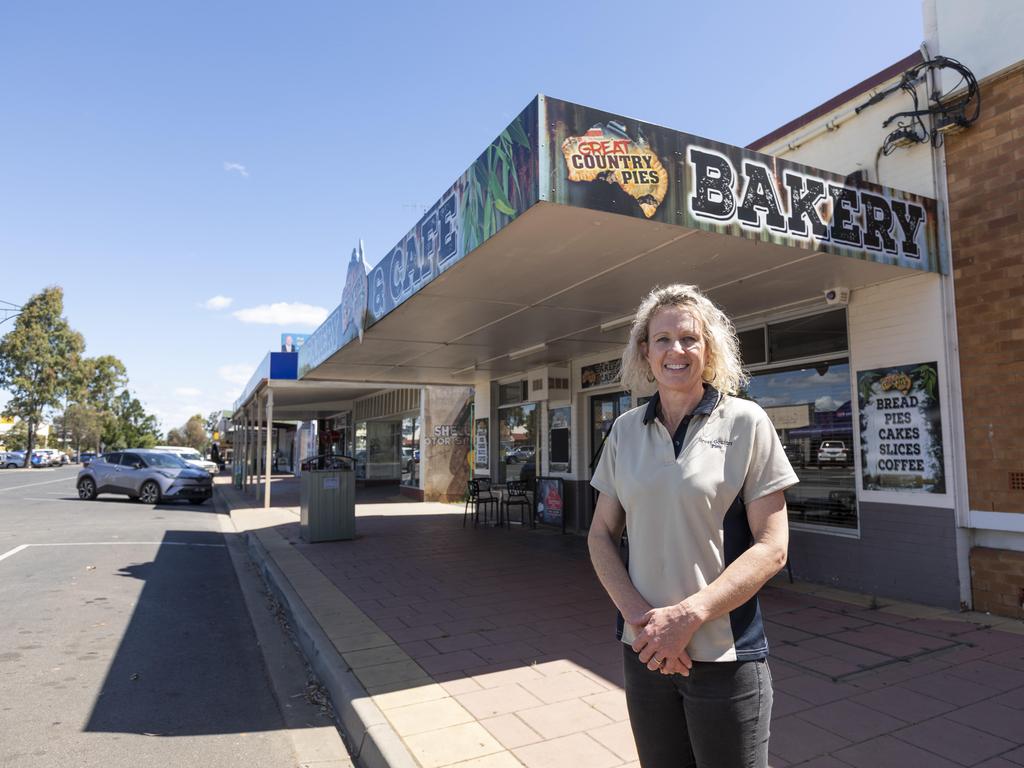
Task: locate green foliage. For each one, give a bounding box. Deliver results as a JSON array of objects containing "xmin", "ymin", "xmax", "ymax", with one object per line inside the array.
[
  {"xmin": 57, "ymin": 404, "xmax": 105, "ymax": 452},
  {"xmin": 2, "ymin": 420, "xmax": 29, "ymax": 451},
  {"xmin": 102, "ymin": 390, "xmax": 161, "ymax": 449},
  {"xmin": 183, "ymin": 414, "xmax": 208, "ymax": 452},
  {"xmin": 0, "ymin": 287, "xmax": 85, "ymax": 457},
  {"xmin": 460, "ymin": 113, "xmax": 532, "ymax": 253}
]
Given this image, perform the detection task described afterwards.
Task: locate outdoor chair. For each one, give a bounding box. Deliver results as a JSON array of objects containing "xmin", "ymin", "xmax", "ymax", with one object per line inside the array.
[
  {"xmin": 502, "ymin": 480, "xmax": 533, "ymax": 528},
  {"xmin": 464, "ymin": 479, "xmax": 499, "ymax": 527}
]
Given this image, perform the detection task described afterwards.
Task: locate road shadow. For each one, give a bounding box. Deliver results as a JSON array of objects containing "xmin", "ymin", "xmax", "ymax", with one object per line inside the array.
[{"xmin": 84, "ymin": 530, "xmax": 289, "ymax": 736}]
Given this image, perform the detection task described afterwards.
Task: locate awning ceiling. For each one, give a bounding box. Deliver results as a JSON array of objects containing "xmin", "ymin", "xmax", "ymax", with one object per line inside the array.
[
  {"xmin": 233, "ymin": 380, "xmax": 394, "ymax": 420},
  {"xmin": 304, "ymin": 201, "xmax": 920, "ymax": 386}
]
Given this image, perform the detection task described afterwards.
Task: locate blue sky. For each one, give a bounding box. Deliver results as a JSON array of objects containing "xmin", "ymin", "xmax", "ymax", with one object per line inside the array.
[{"xmin": 0, "ymin": 0, "xmax": 924, "ymax": 431}]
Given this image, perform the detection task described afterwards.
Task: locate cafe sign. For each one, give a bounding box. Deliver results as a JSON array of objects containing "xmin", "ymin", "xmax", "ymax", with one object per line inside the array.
[{"xmin": 857, "ymin": 362, "xmax": 945, "ymax": 493}]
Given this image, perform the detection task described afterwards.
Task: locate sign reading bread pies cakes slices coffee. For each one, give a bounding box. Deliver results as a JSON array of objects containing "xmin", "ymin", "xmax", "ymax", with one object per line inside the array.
[
  {"xmin": 857, "ymin": 362, "xmax": 945, "ymax": 493},
  {"xmin": 561, "ymin": 124, "xmax": 668, "ymax": 218}
]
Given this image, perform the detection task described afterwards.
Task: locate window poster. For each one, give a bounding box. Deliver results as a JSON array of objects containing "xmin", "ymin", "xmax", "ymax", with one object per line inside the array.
[
  {"xmin": 549, "ymin": 406, "xmax": 571, "ymax": 473},
  {"xmin": 474, "ymin": 418, "xmax": 489, "ymax": 471},
  {"xmin": 857, "ymin": 362, "xmax": 945, "ymax": 493}
]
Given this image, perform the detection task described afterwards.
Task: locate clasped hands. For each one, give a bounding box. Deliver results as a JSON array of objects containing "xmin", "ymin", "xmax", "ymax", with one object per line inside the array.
[{"xmin": 627, "ymin": 603, "xmax": 701, "ymax": 676}]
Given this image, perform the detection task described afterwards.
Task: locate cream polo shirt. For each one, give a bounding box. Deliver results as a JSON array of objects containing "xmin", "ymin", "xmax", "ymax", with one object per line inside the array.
[{"xmin": 591, "ymin": 387, "xmax": 798, "ymax": 662}]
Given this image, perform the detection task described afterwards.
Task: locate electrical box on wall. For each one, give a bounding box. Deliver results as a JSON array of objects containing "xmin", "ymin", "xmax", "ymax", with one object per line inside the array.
[{"xmin": 527, "ymin": 367, "xmax": 570, "ymax": 402}]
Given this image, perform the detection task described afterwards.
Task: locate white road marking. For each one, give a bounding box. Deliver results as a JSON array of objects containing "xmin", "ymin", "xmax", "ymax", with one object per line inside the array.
[
  {"xmin": 0, "ymin": 544, "xmax": 30, "ymax": 562},
  {"xmin": 0, "ymin": 540, "xmax": 226, "ymax": 562},
  {"xmin": 0, "ymin": 477, "xmax": 73, "ymax": 493}
]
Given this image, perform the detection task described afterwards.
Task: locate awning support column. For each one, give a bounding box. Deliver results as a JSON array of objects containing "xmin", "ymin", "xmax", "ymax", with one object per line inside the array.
[
  {"xmin": 264, "ymin": 388, "xmax": 274, "ymax": 509},
  {"xmin": 255, "ymin": 394, "xmax": 263, "ymax": 495}
]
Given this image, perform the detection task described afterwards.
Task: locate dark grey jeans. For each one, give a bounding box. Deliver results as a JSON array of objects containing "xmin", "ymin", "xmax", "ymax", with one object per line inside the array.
[{"xmin": 622, "ymin": 645, "xmax": 773, "ymax": 768}]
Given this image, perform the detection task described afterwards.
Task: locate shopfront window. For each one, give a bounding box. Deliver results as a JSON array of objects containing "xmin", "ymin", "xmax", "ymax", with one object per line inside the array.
[
  {"xmin": 401, "ymin": 416, "xmax": 420, "ymax": 486},
  {"xmin": 498, "ymin": 403, "xmax": 538, "ymax": 484},
  {"xmin": 745, "ymin": 360, "xmax": 857, "ymax": 530}
]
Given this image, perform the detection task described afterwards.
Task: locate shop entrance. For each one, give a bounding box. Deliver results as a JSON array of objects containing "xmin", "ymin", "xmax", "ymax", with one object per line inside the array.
[
  {"xmin": 498, "ymin": 402, "xmax": 539, "ymax": 485},
  {"xmin": 588, "ymin": 391, "xmax": 632, "ymax": 525}
]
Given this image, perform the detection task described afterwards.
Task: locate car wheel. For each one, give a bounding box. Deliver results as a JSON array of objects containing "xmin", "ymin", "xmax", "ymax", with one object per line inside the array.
[
  {"xmin": 139, "ymin": 480, "xmax": 161, "ymax": 505},
  {"xmin": 77, "ymin": 477, "xmax": 97, "ymax": 500}
]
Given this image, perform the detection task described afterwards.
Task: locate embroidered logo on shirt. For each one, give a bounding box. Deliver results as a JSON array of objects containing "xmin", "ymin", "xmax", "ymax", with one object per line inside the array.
[{"xmin": 699, "ymin": 436, "xmax": 734, "ymax": 451}]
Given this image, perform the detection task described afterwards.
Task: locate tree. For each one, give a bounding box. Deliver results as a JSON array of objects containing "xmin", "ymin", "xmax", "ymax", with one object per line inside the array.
[
  {"xmin": 103, "ymin": 390, "xmax": 161, "ymax": 449},
  {"xmin": 166, "ymin": 427, "xmax": 186, "ymax": 445},
  {"xmin": 0, "ymin": 287, "xmax": 84, "ymax": 465},
  {"xmin": 57, "ymin": 404, "xmax": 105, "ymax": 455},
  {"xmin": 2, "ymin": 420, "xmax": 29, "ymax": 451},
  {"xmin": 84, "ymin": 355, "xmax": 127, "ymax": 411},
  {"xmin": 183, "ymin": 414, "xmax": 208, "ymax": 452}
]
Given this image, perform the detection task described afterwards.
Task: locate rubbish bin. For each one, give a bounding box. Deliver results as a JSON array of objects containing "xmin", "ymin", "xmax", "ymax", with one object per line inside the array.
[{"xmin": 300, "ymin": 466, "xmax": 356, "ymax": 542}]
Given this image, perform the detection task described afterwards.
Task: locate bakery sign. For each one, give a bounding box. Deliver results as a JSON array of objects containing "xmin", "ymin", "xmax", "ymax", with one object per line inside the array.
[{"xmin": 857, "ymin": 362, "xmax": 945, "ymax": 493}]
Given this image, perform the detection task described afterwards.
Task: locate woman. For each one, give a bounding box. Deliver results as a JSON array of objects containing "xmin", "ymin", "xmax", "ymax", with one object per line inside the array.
[{"xmin": 588, "ymin": 284, "xmax": 797, "ymax": 768}]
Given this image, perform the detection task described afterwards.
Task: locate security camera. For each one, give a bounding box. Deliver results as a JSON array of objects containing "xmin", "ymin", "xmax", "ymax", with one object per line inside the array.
[{"xmin": 824, "ymin": 287, "xmax": 850, "ymax": 306}]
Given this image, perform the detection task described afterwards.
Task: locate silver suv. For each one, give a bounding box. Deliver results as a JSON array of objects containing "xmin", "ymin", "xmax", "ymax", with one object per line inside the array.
[{"xmin": 76, "ymin": 449, "xmax": 213, "ymax": 504}]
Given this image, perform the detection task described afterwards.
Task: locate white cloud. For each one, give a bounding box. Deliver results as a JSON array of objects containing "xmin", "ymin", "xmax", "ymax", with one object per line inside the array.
[
  {"xmin": 203, "ymin": 295, "xmax": 233, "ymax": 310},
  {"xmin": 223, "ymin": 161, "xmax": 249, "ymax": 178},
  {"xmin": 175, "ymin": 387, "xmax": 202, "ymax": 398},
  {"xmin": 232, "ymin": 302, "xmax": 328, "ymax": 327},
  {"xmin": 815, "ymin": 395, "xmax": 840, "ymax": 412},
  {"xmin": 218, "ymin": 363, "xmax": 254, "ymax": 387}
]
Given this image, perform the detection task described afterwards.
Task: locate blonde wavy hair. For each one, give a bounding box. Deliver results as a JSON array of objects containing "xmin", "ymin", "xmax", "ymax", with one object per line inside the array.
[{"xmin": 620, "ymin": 284, "xmax": 748, "ymax": 396}]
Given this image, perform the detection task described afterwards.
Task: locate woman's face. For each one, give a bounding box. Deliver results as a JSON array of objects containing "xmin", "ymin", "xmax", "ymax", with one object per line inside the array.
[{"xmin": 641, "ymin": 305, "xmax": 708, "ymax": 397}]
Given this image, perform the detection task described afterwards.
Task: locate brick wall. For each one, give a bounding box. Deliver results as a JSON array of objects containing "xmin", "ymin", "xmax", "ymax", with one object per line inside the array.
[
  {"xmin": 970, "ymin": 546, "xmax": 1024, "ymax": 617},
  {"xmin": 945, "ymin": 65, "xmax": 1024, "ymax": 515}
]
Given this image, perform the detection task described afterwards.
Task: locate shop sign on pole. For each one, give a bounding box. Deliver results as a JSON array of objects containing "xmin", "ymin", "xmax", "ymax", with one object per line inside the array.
[{"xmin": 857, "ymin": 362, "xmax": 945, "ymax": 493}]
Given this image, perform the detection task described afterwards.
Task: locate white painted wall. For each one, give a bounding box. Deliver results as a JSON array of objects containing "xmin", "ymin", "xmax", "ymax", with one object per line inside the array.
[
  {"xmin": 756, "ymin": 69, "xmax": 936, "ymax": 198},
  {"xmin": 848, "ymin": 272, "xmax": 955, "ymax": 509},
  {"xmin": 925, "ymin": 0, "xmax": 1024, "ymax": 90}
]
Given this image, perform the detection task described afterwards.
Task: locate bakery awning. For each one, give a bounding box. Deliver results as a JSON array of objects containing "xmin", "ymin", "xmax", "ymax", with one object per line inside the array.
[{"xmin": 299, "ymin": 96, "xmax": 941, "ymax": 386}]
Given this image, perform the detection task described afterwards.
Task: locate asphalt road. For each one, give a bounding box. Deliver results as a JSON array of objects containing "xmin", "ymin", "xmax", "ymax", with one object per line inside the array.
[{"xmin": 0, "ymin": 465, "xmax": 301, "ymax": 768}]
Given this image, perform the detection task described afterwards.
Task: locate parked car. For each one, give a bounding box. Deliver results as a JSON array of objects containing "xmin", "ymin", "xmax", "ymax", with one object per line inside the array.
[
  {"xmin": 3, "ymin": 451, "xmax": 26, "ymax": 468},
  {"xmin": 151, "ymin": 445, "xmax": 219, "ymax": 475},
  {"xmin": 505, "ymin": 446, "xmax": 535, "ymax": 464},
  {"xmin": 79, "ymin": 451, "xmax": 97, "ymax": 466},
  {"xmin": 30, "ymin": 449, "xmax": 62, "ymax": 467},
  {"xmin": 817, "ymin": 440, "xmax": 849, "ymax": 467},
  {"xmin": 76, "ymin": 449, "xmax": 213, "ymax": 504}
]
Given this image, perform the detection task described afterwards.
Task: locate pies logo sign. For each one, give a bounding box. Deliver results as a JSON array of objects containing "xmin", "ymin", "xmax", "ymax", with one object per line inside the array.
[{"xmin": 562, "ymin": 123, "xmax": 668, "ymax": 218}]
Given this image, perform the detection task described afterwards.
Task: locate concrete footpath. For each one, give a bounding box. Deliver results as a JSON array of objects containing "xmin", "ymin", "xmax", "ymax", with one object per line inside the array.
[{"xmin": 216, "ymin": 475, "xmax": 1024, "ymax": 768}]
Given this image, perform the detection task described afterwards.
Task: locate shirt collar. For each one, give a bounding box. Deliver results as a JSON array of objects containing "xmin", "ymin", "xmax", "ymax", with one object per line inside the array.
[{"xmin": 642, "ymin": 384, "xmax": 721, "ymax": 425}]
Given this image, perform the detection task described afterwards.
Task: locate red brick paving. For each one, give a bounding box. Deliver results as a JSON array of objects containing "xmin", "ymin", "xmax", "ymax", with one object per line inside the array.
[{"xmin": 234, "ymin": 479, "xmax": 1024, "ymax": 767}]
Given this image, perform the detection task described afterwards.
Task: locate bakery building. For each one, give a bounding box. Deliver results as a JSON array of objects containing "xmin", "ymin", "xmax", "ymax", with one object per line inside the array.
[
  {"xmin": 229, "ymin": 0, "xmax": 1023, "ymax": 615},
  {"xmin": 294, "ymin": 73, "xmax": 965, "ymax": 608}
]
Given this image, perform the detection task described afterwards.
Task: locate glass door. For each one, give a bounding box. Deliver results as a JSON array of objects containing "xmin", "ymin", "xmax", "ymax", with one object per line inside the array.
[{"xmin": 588, "ymin": 391, "xmax": 632, "ymax": 525}]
